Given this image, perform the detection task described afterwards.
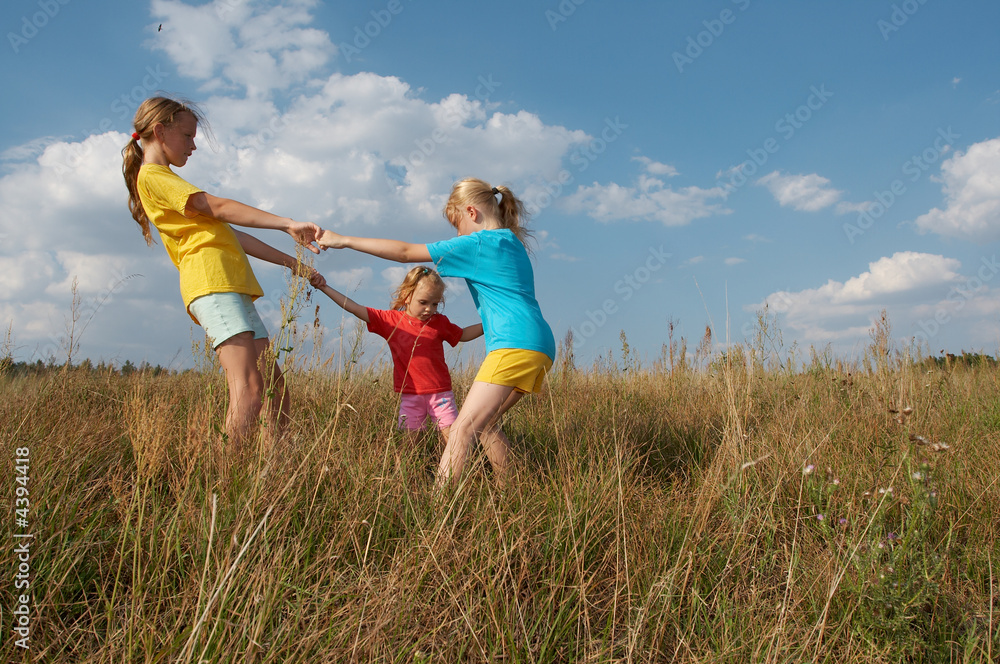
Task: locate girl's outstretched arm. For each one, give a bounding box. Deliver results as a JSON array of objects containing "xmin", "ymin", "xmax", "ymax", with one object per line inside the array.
[
  {"xmin": 233, "ymin": 230, "xmax": 325, "ymax": 287},
  {"xmin": 460, "ymin": 323, "xmax": 484, "ymax": 342},
  {"xmin": 318, "ymin": 284, "xmax": 369, "ymax": 323},
  {"xmin": 185, "ymin": 192, "xmax": 323, "ymax": 253},
  {"xmin": 318, "ymin": 230, "xmax": 431, "ymax": 263}
]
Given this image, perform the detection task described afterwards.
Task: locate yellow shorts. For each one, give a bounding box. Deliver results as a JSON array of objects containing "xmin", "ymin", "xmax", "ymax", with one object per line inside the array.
[{"xmin": 475, "ymin": 349, "xmax": 553, "ymax": 394}]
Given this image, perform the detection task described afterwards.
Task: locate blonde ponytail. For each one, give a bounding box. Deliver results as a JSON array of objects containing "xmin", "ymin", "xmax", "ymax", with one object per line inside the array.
[
  {"xmin": 443, "ymin": 178, "xmax": 533, "ymax": 248},
  {"xmin": 121, "ymin": 135, "xmax": 152, "ymax": 245}
]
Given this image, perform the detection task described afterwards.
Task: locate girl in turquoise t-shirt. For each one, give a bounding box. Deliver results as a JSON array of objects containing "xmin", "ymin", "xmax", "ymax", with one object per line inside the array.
[
  {"xmin": 318, "ymin": 178, "xmax": 554, "ymax": 486},
  {"xmin": 122, "ymin": 96, "xmax": 326, "ymax": 451}
]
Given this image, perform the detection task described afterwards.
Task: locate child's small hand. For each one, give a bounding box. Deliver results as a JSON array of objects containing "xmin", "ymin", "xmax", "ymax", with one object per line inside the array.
[
  {"xmin": 317, "ymin": 230, "xmax": 348, "ymax": 249},
  {"xmin": 308, "ymin": 271, "xmax": 327, "ymax": 289},
  {"xmin": 288, "ymin": 220, "xmax": 323, "ymax": 254},
  {"xmin": 290, "ymin": 262, "xmax": 326, "ymax": 288}
]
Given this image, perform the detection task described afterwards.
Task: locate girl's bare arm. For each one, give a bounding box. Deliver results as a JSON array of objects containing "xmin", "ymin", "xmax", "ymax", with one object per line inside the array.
[
  {"xmin": 318, "ymin": 284, "xmax": 369, "ymax": 323},
  {"xmin": 186, "ymin": 192, "xmax": 322, "ymax": 253},
  {"xmin": 318, "ymin": 230, "xmax": 431, "ymax": 263},
  {"xmin": 460, "ymin": 323, "xmax": 484, "ymax": 342}
]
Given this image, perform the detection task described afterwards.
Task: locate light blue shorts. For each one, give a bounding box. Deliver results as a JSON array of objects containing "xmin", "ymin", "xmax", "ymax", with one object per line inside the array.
[{"xmin": 189, "ymin": 293, "xmax": 269, "ymax": 349}]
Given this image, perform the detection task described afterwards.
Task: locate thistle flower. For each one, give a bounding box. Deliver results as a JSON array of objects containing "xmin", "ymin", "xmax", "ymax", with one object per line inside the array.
[{"xmin": 803, "ymin": 464, "xmax": 816, "ymax": 475}]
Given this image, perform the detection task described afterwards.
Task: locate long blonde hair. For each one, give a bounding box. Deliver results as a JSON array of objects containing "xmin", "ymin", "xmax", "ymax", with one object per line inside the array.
[
  {"xmin": 121, "ymin": 96, "xmax": 205, "ymax": 246},
  {"xmin": 443, "ymin": 177, "xmax": 532, "ymax": 247},
  {"xmin": 390, "ymin": 266, "xmax": 445, "ymax": 311}
]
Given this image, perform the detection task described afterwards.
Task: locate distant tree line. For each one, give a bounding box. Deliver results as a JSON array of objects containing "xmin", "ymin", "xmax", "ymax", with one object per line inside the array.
[
  {"xmin": 0, "ymin": 357, "xmax": 175, "ymax": 377},
  {"xmin": 922, "ymin": 351, "xmax": 998, "ymax": 369}
]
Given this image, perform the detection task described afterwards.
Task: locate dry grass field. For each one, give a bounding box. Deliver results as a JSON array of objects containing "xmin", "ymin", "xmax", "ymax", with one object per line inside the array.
[{"xmin": 2, "ymin": 316, "xmax": 998, "ymax": 662}]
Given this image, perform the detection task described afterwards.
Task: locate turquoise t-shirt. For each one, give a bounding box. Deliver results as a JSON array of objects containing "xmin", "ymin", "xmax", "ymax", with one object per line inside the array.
[{"xmin": 427, "ymin": 229, "xmax": 555, "ymax": 360}]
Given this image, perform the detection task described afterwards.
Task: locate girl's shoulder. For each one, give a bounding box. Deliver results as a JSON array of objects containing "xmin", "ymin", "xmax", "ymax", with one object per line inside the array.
[
  {"xmin": 139, "ymin": 163, "xmax": 172, "ymax": 176},
  {"xmin": 138, "ymin": 163, "xmax": 180, "ymax": 187},
  {"xmin": 138, "ymin": 164, "xmax": 203, "ymax": 199}
]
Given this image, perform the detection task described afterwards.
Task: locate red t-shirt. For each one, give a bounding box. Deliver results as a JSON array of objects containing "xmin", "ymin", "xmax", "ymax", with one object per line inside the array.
[{"xmin": 366, "ymin": 309, "xmax": 464, "ymax": 394}]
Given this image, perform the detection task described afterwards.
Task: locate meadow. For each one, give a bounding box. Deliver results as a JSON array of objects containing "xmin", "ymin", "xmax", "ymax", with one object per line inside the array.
[{"xmin": 1, "ymin": 315, "xmax": 998, "ymax": 663}]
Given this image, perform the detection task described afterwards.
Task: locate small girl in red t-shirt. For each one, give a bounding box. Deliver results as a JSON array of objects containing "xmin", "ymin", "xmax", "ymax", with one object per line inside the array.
[{"xmin": 318, "ymin": 266, "xmax": 482, "ymax": 449}]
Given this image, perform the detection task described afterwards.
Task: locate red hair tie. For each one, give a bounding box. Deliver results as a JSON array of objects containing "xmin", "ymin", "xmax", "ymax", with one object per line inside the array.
[{"xmin": 131, "ymin": 132, "xmax": 140, "ymax": 141}]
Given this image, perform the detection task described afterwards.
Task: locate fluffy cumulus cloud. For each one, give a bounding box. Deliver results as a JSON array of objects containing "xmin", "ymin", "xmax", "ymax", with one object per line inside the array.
[
  {"xmin": 750, "ymin": 252, "xmax": 1000, "ymax": 349},
  {"xmin": 0, "ymin": 0, "xmax": 595, "ymax": 366},
  {"xmin": 756, "ymin": 171, "xmax": 843, "ymax": 212},
  {"xmin": 913, "ymin": 137, "xmax": 1000, "ymax": 243},
  {"xmin": 149, "ymin": 0, "xmax": 334, "ymax": 97},
  {"xmin": 562, "ymin": 157, "xmax": 729, "ymax": 226}
]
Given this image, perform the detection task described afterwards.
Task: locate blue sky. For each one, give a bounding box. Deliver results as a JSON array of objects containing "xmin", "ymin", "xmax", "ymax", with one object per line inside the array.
[{"xmin": 2, "ymin": 0, "xmax": 999, "ymax": 371}]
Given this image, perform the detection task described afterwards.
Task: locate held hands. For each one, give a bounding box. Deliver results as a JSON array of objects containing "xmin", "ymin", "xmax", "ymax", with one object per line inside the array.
[
  {"xmin": 308, "ymin": 270, "xmax": 327, "ymax": 289},
  {"xmin": 317, "ymin": 229, "xmax": 348, "ymax": 249},
  {"xmin": 287, "ymin": 220, "xmax": 324, "ymax": 254},
  {"xmin": 290, "ymin": 261, "xmax": 327, "ymax": 289}
]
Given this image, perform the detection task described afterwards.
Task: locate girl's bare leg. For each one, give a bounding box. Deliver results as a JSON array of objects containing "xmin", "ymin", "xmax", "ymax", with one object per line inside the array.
[
  {"xmin": 255, "ymin": 337, "xmax": 290, "ymax": 440},
  {"xmin": 216, "ymin": 332, "xmax": 265, "ymax": 449},
  {"xmin": 436, "ymin": 382, "xmax": 522, "ymax": 486},
  {"xmin": 436, "ymin": 425, "xmax": 452, "ymax": 455}
]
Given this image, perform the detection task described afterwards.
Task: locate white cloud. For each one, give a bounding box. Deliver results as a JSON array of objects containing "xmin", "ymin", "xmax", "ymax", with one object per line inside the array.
[
  {"xmin": 725, "ymin": 257, "xmax": 745, "ymax": 266},
  {"xmin": 913, "ymin": 137, "xmax": 1000, "ymax": 243},
  {"xmin": 0, "ymin": 1, "xmax": 600, "ymax": 366},
  {"xmin": 563, "ymin": 179, "xmax": 729, "ymax": 226},
  {"xmin": 835, "ymin": 200, "xmax": 872, "ymax": 215},
  {"xmin": 757, "ymin": 171, "xmax": 843, "ymax": 212},
  {"xmin": 748, "ymin": 252, "xmax": 986, "ymax": 344},
  {"xmin": 561, "ymin": 152, "xmax": 729, "ymax": 226},
  {"xmin": 149, "ymin": 0, "xmax": 334, "ymax": 97},
  {"xmin": 632, "ymin": 156, "xmax": 678, "ymax": 177}
]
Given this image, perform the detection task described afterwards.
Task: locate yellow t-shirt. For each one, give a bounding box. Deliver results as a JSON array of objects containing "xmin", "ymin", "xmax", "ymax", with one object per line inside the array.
[{"xmin": 137, "ymin": 164, "xmax": 263, "ymax": 321}]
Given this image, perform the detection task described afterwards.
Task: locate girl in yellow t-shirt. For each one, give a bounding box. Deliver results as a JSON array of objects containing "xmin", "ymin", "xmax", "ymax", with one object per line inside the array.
[{"xmin": 122, "ymin": 96, "xmax": 326, "ymax": 449}]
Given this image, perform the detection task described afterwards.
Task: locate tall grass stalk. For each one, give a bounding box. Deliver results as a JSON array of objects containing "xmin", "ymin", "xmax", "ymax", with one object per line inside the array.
[{"xmin": 1, "ymin": 311, "xmax": 998, "ymax": 662}]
